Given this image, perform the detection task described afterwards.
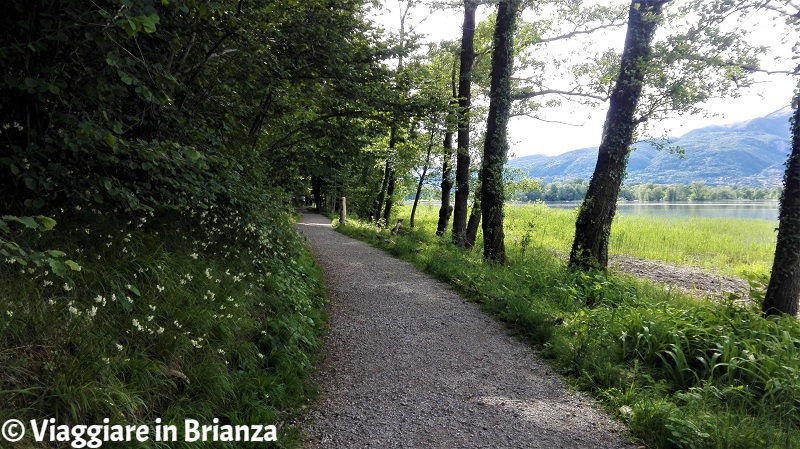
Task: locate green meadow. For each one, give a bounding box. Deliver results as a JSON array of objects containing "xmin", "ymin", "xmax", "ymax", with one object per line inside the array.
[
  {"xmin": 337, "ymin": 204, "xmax": 798, "ymax": 449},
  {"xmin": 412, "ymin": 204, "xmax": 776, "ymax": 280}
]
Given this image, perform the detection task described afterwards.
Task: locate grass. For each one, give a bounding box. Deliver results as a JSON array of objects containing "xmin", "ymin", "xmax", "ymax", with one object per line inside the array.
[
  {"xmin": 438, "ymin": 204, "xmax": 774, "ymax": 279},
  {"xmin": 336, "ymin": 204, "xmax": 799, "ymax": 449},
  {"xmin": 0, "ymin": 201, "xmax": 326, "ymax": 448}
]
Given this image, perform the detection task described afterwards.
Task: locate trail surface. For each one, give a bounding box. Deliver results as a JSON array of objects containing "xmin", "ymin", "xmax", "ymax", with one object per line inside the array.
[{"xmin": 295, "ymin": 212, "xmax": 634, "ymax": 449}]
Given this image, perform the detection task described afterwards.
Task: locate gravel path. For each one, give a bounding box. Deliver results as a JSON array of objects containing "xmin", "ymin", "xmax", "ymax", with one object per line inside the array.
[{"xmin": 295, "ymin": 212, "xmax": 635, "ymax": 449}]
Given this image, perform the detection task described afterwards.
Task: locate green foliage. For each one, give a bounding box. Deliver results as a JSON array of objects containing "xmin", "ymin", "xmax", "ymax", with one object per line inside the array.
[
  {"xmin": 337, "ymin": 205, "xmax": 800, "ymax": 448},
  {"xmin": 1, "ymin": 0, "xmax": 392, "ymax": 215},
  {"xmin": 1, "ymin": 215, "xmax": 82, "ymax": 277},
  {"xmin": 634, "ymin": 1, "xmax": 765, "ymax": 127}
]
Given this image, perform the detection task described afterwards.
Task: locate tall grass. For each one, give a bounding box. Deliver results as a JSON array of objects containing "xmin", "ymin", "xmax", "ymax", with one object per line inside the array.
[
  {"xmin": 410, "ymin": 204, "xmax": 775, "ymax": 278},
  {"xmin": 339, "ymin": 205, "xmax": 798, "ymax": 449}
]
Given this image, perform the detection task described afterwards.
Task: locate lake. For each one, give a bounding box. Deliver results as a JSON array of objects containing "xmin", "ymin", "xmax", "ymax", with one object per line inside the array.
[{"xmin": 544, "ymin": 200, "xmax": 780, "ymax": 221}]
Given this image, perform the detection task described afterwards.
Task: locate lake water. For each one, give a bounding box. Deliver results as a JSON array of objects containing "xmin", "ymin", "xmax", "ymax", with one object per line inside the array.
[{"xmin": 545, "ymin": 201, "xmax": 780, "ymax": 221}]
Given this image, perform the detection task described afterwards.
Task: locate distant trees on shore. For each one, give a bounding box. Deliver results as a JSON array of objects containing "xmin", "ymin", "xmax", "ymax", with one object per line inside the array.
[{"xmin": 517, "ymin": 180, "xmax": 780, "ymax": 203}]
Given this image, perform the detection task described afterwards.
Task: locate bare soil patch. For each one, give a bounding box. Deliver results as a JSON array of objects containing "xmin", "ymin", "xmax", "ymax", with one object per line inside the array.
[{"xmin": 610, "ymin": 255, "xmax": 753, "ymax": 305}]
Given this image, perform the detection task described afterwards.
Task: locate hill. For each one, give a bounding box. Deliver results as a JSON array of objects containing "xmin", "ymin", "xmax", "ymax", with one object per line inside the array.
[{"xmin": 508, "ymin": 107, "xmax": 792, "ymax": 187}]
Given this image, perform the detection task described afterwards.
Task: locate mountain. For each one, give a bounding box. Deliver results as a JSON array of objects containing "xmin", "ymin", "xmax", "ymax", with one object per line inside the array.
[{"xmin": 508, "ymin": 107, "xmax": 792, "ymax": 187}]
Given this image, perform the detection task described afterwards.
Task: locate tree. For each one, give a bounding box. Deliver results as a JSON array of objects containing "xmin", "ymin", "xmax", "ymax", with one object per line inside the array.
[
  {"xmin": 437, "ymin": 46, "xmax": 460, "ymax": 236},
  {"xmin": 568, "ymin": 0, "xmax": 761, "ymax": 270},
  {"xmin": 434, "ymin": 1, "xmax": 625, "ymax": 245},
  {"xmin": 410, "ymin": 125, "xmax": 438, "ymax": 228},
  {"xmin": 373, "ymin": 1, "xmax": 415, "ymax": 223},
  {"xmin": 760, "ymin": 0, "xmax": 800, "ymax": 316},
  {"xmin": 764, "ymin": 92, "xmax": 800, "ymax": 316},
  {"xmin": 452, "ymin": 0, "xmax": 480, "ymax": 246},
  {"xmin": 569, "ymin": 0, "xmax": 669, "ymax": 270},
  {"xmin": 480, "ymin": 0, "xmax": 521, "ymax": 263},
  {"xmin": 371, "ymin": 0, "xmax": 454, "ymax": 224}
]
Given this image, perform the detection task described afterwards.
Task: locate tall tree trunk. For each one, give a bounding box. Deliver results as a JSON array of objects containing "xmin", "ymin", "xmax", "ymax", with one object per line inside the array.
[
  {"xmin": 377, "ymin": 1, "xmax": 410, "ymax": 225},
  {"xmin": 437, "ymin": 129, "xmax": 455, "ymax": 235},
  {"xmin": 452, "ymin": 0, "xmax": 478, "ymax": 247},
  {"xmin": 411, "ymin": 131, "xmax": 435, "ymax": 228},
  {"xmin": 569, "ymin": 0, "xmax": 667, "ymax": 271},
  {"xmin": 437, "ymin": 55, "xmax": 460, "ymax": 236},
  {"xmin": 373, "ymin": 159, "xmax": 391, "ymax": 221},
  {"xmin": 763, "ymin": 92, "xmax": 800, "ymax": 316},
  {"xmin": 383, "ymin": 166, "xmax": 397, "ymax": 224},
  {"xmin": 465, "ymin": 174, "xmax": 481, "ymax": 249},
  {"xmin": 480, "ymin": 0, "xmax": 520, "ymax": 263}
]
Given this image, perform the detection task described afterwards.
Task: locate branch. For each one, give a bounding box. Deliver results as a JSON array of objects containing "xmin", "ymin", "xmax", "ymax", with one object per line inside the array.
[
  {"xmin": 511, "ymin": 88, "xmax": 609, "ymax": 102},
  {"xmin": 511, "ymin": 113, "xmax": 588, "ymax": 127},
  {"xmin": 176, "ymin": 29, "xmax": 237, "ymax": 110},
  {"xmin": 675, "ymin": 54, "xmax": 798, "ymax": 76},
  {"xmin": 209, "ymin": 48, "xmax": 239, "ymax": 59},
  {"xmin": 735, "ymin": 64, "xmax": 799, "ymax": 76},
  {"xmin": 756, "ymin": 2, "xmax": 800, "ymax": 18},
  {"xmin": 537, "ymin": 22, "xmax": 624, "ymax": 45}
]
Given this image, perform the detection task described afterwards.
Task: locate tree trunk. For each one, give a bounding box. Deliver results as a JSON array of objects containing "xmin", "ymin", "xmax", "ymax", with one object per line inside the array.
[
  {"xmin": 437, "ymin": 55, "xmax": 460, "ymax": 236},
  {"xmin": 437, "ymin": 129, "xmax": 455, "ymax": 235},
  {"xmin": 411, "ymin": 132, "xmax": 435, "ymax": 228},
  {"xmin": 569, "ymin": 0, "xmax": 666, "ymax": 271},
  {"xmin": 465, "ymin": 175, "xmax": 481, "ymax": 249},
  {"xmin": 763, "ymin": 92, "xmax": 800, "ymax": 316},
  {"xmin": 373, "ymin": 159, "xmax": 391, "ymax": 222},
  {"xmin": 452, "ymin": 0, "xmax": 478, "ymax": 247},
  {"xmin": 480, "ymin": 0, "xmax": 520, "ymax": 263},
  {"xmin": 383, "ymin": 166, "xmax": 397, "ymax": 224}
]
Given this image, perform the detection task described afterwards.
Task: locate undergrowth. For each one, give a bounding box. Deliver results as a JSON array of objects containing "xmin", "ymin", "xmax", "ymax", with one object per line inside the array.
[
  {"xmin": 336, "ymin": 206, "xmax": 800, "ymax": 449},
  {"xmin": 0, "ymin": 199, "xmax": 326, "ymax": 448}
]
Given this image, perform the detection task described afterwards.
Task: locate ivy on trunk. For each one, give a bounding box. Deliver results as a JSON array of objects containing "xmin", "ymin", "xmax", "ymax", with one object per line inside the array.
[
  {"xmin": 480, "ymin": 0, "xmax": 521, "ymax": 264},
  {"xmin": 763, "ymin": 91, "xmax": 800, "ymax": 316}
]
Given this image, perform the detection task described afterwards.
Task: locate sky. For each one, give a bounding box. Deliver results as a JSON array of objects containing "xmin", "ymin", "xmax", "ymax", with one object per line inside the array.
[{"xmin": 368, "ymin": 1, "xmax": 797, "ymax": 157}]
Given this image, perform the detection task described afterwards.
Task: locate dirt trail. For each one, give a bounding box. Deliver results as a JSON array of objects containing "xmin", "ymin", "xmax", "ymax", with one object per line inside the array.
[{"xmin": 295, "ymin": 212, "xmax": 634, "ymax": 449}]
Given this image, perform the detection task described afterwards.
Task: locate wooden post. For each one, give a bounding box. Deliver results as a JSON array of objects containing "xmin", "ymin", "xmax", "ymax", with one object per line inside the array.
[{"xmin": 339, "ymin": 197, "xmax": 347, "ymax": 226}]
